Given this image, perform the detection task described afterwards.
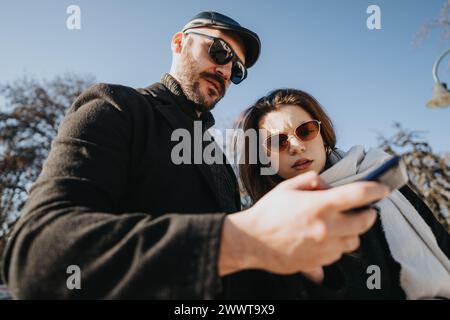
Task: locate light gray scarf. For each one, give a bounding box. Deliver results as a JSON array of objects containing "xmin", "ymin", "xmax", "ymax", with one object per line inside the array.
[{"xmin": 320, "ymin": 145, "xmax": 450, "ymax": 299}]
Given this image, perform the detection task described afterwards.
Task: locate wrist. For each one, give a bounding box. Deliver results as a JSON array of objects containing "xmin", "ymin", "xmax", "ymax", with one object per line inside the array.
[{"xmin": 218, "ymin": 208, "xmax": 260, "ymax": 276}]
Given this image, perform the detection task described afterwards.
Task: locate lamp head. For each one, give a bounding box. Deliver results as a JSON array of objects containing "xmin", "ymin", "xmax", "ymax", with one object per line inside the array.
[{"xmin": 427, "ymin": 82, "xmax": 450, "ymax": 108}]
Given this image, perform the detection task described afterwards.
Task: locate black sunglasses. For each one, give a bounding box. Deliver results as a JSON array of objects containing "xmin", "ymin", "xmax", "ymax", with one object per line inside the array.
[
  {"xmin": 183, "ymin": 31, "xmax": 247, "ymax": 84},
  {"xmin": 264, "ymin": 120, "xmax": 322, "ymax": 153}
]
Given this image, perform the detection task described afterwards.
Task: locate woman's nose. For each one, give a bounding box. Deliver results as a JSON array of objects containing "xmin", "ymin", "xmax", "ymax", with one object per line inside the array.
[{"xmin": 288, "ymin": 136, "xmax": 306, "ymax": 155}]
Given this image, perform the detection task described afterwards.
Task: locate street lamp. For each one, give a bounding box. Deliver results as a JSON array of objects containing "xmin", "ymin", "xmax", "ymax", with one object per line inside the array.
[{"xmin": 427, "ymin": 48, "xmax": 450, "ymax": 108}]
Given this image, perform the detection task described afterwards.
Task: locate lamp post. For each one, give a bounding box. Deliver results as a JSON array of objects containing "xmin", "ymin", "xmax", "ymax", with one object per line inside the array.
[{"xmin": 427, "ymin": 48, "xmax": 450, "ymax": 108}]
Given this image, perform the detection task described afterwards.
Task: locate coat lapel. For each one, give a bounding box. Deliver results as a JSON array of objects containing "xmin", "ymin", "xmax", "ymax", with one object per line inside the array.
[
  {"xmin": 156, "ymin": 104, "xmax": 226, "ymax": 209},
  {"xmin": 143, "ymin": 87, "xmax": 224, "ymax": 209}
]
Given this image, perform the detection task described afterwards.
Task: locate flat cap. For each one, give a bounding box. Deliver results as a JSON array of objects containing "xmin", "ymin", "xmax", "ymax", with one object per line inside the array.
[{"xmin": 182, "ymin": 11, "xmax": 261, "ymax": 68}]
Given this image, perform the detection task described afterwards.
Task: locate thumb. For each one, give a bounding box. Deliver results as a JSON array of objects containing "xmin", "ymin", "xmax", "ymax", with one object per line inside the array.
[
  {"xmin": 302, "ymin": 267, "xmax": 325, "ymax": 284},
  {"xmin": 282, "ymin": 171, "xmax": 329, "ymax": 191}
]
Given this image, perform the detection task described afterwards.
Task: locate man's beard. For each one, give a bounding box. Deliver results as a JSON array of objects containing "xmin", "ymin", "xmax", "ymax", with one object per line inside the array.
[{"xmin": 177, "ymin": 50, "xmax": 226, "ymax": 113}]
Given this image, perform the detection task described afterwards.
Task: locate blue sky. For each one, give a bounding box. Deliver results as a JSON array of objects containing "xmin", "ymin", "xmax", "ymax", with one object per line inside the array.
[{"xmin": 0, "ymin": 0, "xmax": 449, "ymax": 152}]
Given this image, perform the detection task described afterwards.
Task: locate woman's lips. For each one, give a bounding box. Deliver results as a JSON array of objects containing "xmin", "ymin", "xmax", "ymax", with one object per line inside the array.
[{"xmin": 292, "ymin": 159, "xmax": 313, "ymax": 170}]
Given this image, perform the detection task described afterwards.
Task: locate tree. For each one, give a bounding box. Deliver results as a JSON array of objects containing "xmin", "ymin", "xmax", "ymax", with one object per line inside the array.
[
  {"xmin": 377, "ymin": 123, "xmax": 450, "ymax": 231},
  {"xmin": 413, "ymin": 0, "xmax": 450, "ymax": 47},
  {"xmin": 0, "ymin": 73, "xmax": 94, "ymax": 263}
]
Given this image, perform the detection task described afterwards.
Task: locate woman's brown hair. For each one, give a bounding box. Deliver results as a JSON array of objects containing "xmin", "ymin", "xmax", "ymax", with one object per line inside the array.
[{"xmin": 234, "ymin": 88, "xmax": 337, "ymax": 203}]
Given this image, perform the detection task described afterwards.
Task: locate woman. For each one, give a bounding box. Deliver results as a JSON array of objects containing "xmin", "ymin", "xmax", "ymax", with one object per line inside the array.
[{"xmin": 234, "ymin": 88, "xmax": 450, "ymax": 299}]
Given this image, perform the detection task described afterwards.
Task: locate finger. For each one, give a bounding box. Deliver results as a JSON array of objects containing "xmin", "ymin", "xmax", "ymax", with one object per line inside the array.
[
  {"xmin": 339, "ymin": 235, "xmax": 361, "ymax": 253},
  {"xmin": 328, "ymin": 208, "xmax": 377, "ymax": 237},
  {"xmin": 318, "ymin": 235, "xmax": 363, "ymax": 266},
  {"xmin": 282, "ymin": 171, "xmax": 329, "ymax": 191},
  {"xmin": 320, "ymin": 181, "xmax": 389, "ymax": 212},
  {"xmin": 319, "ymin": 247, "xmax": 344, "ymax": 266},
  {"xmin": 345, "ymin": 204, "xmax": 380, "ymax": 215},
  {"xmin": 302, "ymin": 268, "xmax": 324, "ymax": 284}
]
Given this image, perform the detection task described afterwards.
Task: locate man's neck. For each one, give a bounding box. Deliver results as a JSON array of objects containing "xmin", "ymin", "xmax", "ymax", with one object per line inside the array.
[{"xmin": 165, "ymin": 73, "xmax": 202, "ymax": 118}]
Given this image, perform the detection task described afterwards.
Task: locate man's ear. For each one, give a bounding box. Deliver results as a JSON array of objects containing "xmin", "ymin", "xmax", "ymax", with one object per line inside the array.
[{"xmin": 171, "ymin": 32, "xmax": 184, "ymax": 54}]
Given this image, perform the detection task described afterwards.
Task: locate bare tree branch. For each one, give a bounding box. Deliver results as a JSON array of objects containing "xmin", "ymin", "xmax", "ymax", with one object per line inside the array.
[
  {"xmin": 413, "ymin": 0, "xmax": 450, "ymax": 47},
  {"xmin": 377, "ymin": 123, "xmax": 450, "ymax": 231}
]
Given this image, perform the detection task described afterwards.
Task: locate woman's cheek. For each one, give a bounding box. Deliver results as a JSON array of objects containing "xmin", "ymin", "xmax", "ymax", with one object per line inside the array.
[
  {"xmin": 268, "ymin": 154, "xmax": 278, "ymax": 175},
  {"xmin": 315, "ymin": 147, "xmax": 327, "ymax": 173},
  {"xmin": 270, "ymin": 154, "xmax": 286, "ymax": 179},
  {"xmin": 281, "ymin": 158, "xmax": 296, "ymax": 179}
]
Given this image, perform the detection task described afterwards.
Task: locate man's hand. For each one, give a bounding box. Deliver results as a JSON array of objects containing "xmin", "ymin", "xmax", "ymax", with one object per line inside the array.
[{"xmin": 218, "ymin": 171, "xmax": 389, "ymax": 277}]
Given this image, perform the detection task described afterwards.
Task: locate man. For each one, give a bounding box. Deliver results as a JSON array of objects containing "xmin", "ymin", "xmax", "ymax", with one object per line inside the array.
[{"xmin": 1, "ymin": 12, "xmax": 388, "ymax": 299}]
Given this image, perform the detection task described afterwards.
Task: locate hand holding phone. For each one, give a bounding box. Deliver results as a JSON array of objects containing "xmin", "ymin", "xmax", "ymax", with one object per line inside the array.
[
  {"xmin": 347, "ymin": 155, "xmax": 409, "ymax": 213},
  {"xmin": 359, "ymin": 156, "xmax": 409, "ymax": 191}
]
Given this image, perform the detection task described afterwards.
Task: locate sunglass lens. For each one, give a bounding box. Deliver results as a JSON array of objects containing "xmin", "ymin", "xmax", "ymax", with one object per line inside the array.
[
  {"xmin": 231, "ymin": 61, "xmax": 247, "ymax": 84},
  {"xmin": 267, "ymin": 134, "xmax": 289, "ymax": 152},
  {"xmin": 295, "ymin": 121, "xmax": 320, "ymax": 141},
  {"xmin": 210, "ymin": 39, "xmax": 233, "ymax": 64}
]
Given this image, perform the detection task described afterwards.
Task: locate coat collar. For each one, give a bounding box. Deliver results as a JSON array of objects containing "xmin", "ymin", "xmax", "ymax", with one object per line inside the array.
[{"xmin": 160, "ymin": 73, "xmax": 215, "ymax": 130}]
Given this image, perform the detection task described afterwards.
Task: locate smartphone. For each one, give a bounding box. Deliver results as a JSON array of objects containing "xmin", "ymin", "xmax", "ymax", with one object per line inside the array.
[
  {"xmin": 347, "ymin": 155, "xmax": 409, "ymax": 213},
  {"xmin": 358, "ymin": 155, "xmax": 409, "ymax": 191}
]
